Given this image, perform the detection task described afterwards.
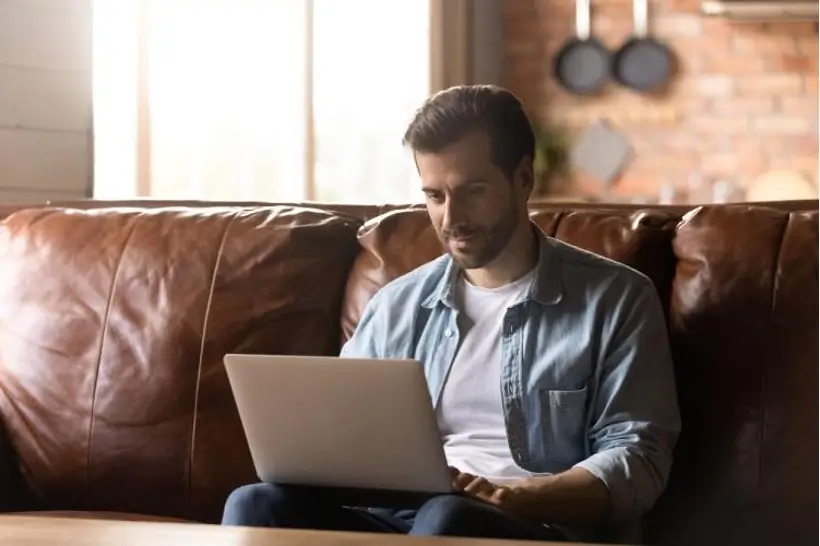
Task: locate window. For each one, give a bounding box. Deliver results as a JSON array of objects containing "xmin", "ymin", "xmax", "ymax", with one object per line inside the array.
[{"xmin": 92, "ymin": 0, "xmax": 430, "ymax": 204}]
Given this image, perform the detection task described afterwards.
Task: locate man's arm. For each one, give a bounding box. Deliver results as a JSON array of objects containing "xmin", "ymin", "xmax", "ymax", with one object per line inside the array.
[
  {"xmin": 339, "ymin": 293, "xmax": 384, "ymax": 359},
  {"xmin": 483, "ymin": 280, "xmax": 681, "ymax": 524},
  {"xmin": 572, "ymin": 280, "xmax": 681, "ymax": 520},
  {"xmin": 500, "ymin": 467, "xmax": 609, "ymax": 523},
  {"xmin": 461, "ymin": 466, "xmax": 610, "ymax": 524}
]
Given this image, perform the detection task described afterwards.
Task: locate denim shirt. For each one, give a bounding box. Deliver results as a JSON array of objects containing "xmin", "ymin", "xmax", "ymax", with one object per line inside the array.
[{"xmin": 341, "ymin": 226, "xmax": 681, "ymax": 522}]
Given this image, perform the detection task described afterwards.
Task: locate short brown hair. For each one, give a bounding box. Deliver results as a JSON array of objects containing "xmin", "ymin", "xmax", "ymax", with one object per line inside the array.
[{"xmin": 402, "ymin": 85, "xmax": 535, "ymax": 181}]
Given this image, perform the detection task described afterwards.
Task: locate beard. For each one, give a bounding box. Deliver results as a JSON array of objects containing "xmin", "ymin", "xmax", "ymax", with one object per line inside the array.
[{"xmin": 439, "ymin": 199, "xmax": 520, "ymax": 270}]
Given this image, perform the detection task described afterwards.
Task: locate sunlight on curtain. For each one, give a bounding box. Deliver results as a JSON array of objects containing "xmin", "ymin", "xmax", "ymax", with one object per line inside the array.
[
  {"xmin": 91, "ymin": 0, "xmax": 139, "ymax": 199},
  {"xmin": 92, "ymin": 0, "xmax": 430, "ymax": 203},
  {"xmin": 313, "ymin": 0, "xmax": 429, "ymax": 204},
  {"xmin": 146, "ymin": 0, "xmax": 307, "ymax": 201}
]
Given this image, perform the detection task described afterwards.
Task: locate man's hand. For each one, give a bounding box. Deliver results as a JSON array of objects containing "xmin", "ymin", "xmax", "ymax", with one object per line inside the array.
[
  {"xmin": 448, "ymin": 466, "xmax": 610, "ymax": 524},
  {"xmin": 449, "ymin": 467, "xmax": 515, "ymax": 508}
]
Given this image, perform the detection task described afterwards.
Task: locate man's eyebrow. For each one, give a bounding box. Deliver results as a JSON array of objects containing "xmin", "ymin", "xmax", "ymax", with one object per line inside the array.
[{"xmin": 422, "ymin": 179, "xmax": 486, "ymax": 192}]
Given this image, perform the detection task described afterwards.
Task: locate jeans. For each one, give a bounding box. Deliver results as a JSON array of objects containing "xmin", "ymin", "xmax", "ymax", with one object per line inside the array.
[{"xmin": 221, "ymin": 482, "xmax": 567, "ymax": 541}]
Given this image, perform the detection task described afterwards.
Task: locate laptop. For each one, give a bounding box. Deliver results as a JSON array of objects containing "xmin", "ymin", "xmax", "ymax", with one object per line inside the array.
[{"xmin": 223, "ymin": 354, "xmax": 454, "ymax": 505}]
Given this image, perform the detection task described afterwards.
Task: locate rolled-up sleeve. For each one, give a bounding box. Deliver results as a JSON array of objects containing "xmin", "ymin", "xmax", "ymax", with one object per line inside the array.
[{"xmin": 574, "ymin": 279, "xmax": 681, "ymax": 520}]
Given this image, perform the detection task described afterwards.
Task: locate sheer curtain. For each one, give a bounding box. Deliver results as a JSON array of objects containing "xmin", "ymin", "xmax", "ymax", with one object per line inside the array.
[
  {"xmin": 147, "ymin": 0, "xmax": 309, "ymax": 202},
  {"xmin": 313, "ymin": 1, "xmax": 430, "ymax": 204},
  {"xmin": 92, "ymin": 0, "xmax": 431, "ymax": 204}
]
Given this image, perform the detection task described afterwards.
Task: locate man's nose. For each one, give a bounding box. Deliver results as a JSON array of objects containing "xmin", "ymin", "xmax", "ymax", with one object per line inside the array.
[{"xmin": 442, "ymin": 198, "xmax": 467, "ymax": 233}]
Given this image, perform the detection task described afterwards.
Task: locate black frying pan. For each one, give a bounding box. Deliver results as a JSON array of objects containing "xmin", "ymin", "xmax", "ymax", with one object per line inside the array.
[
  {"xmin": 553, "ymin": 0, "xmax": 610, "ymax": 95},
  {"xmin": 612, "ymin": 0, "xmax": 672, "ymax": 93}
]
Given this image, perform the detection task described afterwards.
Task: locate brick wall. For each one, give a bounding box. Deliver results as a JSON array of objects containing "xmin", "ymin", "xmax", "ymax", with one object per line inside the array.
[{"xmin": 503, "ymin": 0, "xmax": 819, "ymax": 201}]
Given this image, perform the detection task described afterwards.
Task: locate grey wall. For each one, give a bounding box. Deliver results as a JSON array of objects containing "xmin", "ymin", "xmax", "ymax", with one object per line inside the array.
[{"xmin": 0, "ymin": 0, "xmax": 92, "ymax": 203}]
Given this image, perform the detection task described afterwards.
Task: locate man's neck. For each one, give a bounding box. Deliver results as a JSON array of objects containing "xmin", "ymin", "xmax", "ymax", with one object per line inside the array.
[{"xmin": 464, "ymin": 224, "xmax": 538, "ymax": 289}]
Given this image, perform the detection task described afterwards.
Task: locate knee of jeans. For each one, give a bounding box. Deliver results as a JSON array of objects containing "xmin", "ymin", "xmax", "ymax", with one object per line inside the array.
[
  {"xmin": 415, "ymin": 495, "xmax": 477, "ymax": 533},
  {"xmin": 223, "ymin": 483, "xmax": 289, "ymax": 523}
]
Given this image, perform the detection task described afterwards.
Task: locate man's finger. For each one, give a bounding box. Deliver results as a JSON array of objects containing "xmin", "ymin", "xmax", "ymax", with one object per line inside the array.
[
  {"xmin": 491, "ymin": 486, "xmax": 510, "ymax": 503},
  {"xmin": 463, "ymin": 476, "xmax": 486, "ymax": 493},
  {"xmin": 453, "ymin": 472, "xmax": 477, "ymax": 490},
  {"xmin": 464, "ymin": 476, "xmax": 496, "ymax": 497}
]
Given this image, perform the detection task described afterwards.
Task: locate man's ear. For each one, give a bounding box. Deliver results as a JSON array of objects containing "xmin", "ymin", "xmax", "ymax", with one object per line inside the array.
[{"xmin": 514, "ymin": 156, "xmax": 535, "ymax": 200}]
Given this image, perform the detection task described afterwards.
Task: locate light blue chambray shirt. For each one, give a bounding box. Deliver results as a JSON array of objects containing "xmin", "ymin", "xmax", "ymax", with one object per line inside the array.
[{"xmin": 340, "ymin": 224, "xmax": 681, "ymax": 526}]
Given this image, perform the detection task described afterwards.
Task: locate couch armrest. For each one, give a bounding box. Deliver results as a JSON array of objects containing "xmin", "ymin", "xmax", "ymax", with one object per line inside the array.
[{"xmin": 0, "ymin": 418, "xmax": 24, "ymax": 511}]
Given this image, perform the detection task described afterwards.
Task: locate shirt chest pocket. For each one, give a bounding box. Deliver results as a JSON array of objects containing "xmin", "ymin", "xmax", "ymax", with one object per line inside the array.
[{"xmin": 539, "ymin": 386, "xmax": 589, "ymax": 465}]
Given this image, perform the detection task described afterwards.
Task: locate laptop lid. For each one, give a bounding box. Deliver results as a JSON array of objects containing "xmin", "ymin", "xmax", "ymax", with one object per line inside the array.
[{"xmin": 223, "ymin": 354, "xmax": 453, "ymax": 495}]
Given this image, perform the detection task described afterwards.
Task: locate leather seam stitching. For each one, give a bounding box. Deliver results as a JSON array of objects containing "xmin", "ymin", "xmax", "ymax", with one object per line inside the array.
[
  {"xmin": 86, "ymin": 216, "xmax": 140, "ymax": 492},
  {"xmin": 188, "ymin": 211, "xmax": 240, "ymax": 504},
  {"xmin": 760, "ymin": 213, "xmax": 790, "ymax": 490}
]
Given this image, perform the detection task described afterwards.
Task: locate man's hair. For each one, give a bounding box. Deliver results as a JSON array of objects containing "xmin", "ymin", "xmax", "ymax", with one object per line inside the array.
[{"xmin": 402, "ymin": 84, "xmax": 535, "ymax": 181}]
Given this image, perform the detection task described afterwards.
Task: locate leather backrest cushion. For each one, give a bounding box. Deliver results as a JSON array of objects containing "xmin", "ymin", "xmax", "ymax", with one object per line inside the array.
[
  {"xmin": 0, "ymin": 417, "xmax": 23, "ymax": 510},
  {"xmin": 341, "ymin": 209, "xmax": 443, "ymax": 342},
  {"xmin": 341, "ymin": 207, "xmax": 679, "ymax": 343},
  {"xmin": 647, "ymin": 205, "xmax": 819, "ymax": 546},
  {"xmin": 0, "ymin": 206, "xmax": 361, "ymax": 521}
]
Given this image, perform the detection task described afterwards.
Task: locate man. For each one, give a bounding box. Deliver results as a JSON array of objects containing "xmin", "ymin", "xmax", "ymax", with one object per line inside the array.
[{"xmin": 222, "ymin": 85, "xmax": 681, "ymax": 542}]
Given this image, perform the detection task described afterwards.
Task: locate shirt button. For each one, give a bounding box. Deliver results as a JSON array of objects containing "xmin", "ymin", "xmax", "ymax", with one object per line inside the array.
[{"xmin": 444, "ymin": 330, "xmax": 453, "ymax": 338}]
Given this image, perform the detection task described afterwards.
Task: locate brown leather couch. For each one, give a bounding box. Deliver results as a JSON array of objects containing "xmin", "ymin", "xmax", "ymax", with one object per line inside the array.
[{"xmin": 0, "ymin": 199, "xmax": 816, "ymax": 545}]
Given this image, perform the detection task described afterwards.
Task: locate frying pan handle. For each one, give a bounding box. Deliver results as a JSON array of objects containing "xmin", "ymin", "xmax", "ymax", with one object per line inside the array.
[
  {"xmin": 633, "ymin": 0, "xmax": 648, "ymax": 37},
  {"xmin": 576, "ymin": 0, "xmax": 591, "ymax": 41}
]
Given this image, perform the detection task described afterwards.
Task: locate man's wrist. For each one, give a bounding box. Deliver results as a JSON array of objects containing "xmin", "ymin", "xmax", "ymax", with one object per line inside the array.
[
  {"xmin": 496, "ymin": 477, "xmax": 549, "ymax": 517},
  {"xmin": 501, "ymin": 469, "xmax": 611, "ymax": 523}
]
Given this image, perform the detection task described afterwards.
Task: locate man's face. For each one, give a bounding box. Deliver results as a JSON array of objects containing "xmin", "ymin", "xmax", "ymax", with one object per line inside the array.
[{"xmin": 416, "ymin": 130, "xmax": 530, "ymax": 270}]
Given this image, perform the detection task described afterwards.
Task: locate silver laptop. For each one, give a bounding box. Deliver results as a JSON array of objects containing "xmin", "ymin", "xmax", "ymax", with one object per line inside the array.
[{"xmin": 223, "ymin": 354, "xmax": 454, "ymax": 495}]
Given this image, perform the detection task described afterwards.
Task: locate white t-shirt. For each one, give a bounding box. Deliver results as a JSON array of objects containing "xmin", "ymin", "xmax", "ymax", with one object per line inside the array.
[{"xmin": 435, "ymin": 267, "xmax": 538, "ymax": 483}]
